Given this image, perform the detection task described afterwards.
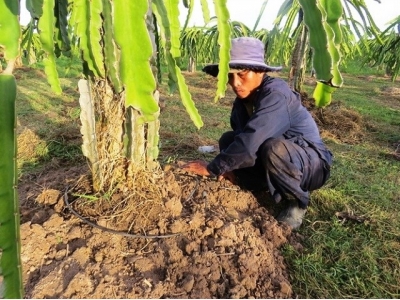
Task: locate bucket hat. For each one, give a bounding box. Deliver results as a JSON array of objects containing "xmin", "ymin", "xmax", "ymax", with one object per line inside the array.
[{"xmin": 202, "ymin": 37, "xmax": 282, "ymax": 77}]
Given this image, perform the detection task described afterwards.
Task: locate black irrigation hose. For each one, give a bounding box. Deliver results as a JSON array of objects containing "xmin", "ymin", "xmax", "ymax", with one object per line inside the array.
[{"xmin": 63, "ymin": 173, "xmax": 199, "ymax": 239}]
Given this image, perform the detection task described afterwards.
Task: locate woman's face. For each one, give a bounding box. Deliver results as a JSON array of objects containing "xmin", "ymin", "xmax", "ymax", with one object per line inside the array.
[{"xmin": 228, "ymin": 70, "xmax": 265, "ymax": 99}]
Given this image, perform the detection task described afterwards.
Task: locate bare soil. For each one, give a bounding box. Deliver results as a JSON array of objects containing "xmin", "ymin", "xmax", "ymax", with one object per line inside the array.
[{"xmin": 19, "ymin": 162, "xmax": 298, "ymax": 298}]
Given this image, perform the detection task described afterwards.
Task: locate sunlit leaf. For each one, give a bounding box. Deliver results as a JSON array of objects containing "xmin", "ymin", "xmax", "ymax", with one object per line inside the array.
[
  {"xmin": 114, "ymin": 0, "xmax": 159, "ymax": 118},
  {"xmin": 0, "ymin": 0, "xmax": 20, "ymax": 61},
  {"xmin": 38, "ymin": 0, "xmax": 62, "ymax": 93},
  {"xmin": 213, "ymin": 0, "xmax": 230, "ymax": 102}
]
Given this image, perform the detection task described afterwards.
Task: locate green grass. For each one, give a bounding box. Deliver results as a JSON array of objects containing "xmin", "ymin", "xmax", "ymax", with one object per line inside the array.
[
  {"xmin": 340, "ymin": 58, "xmax": 387, "ymax": 77},
  {"xmin": 15, "ymin": 64, "xmax": 83, "ymax": 174},
  {"xmin": 334, "ymin": 76, "xmax": 400, "ymax": 126},
  {"xmin": 15, "ymin": 57, "xmax": 400, "ymax": 298},
  {"xmin": 25, "ymin": 54, "xmax": 83, "ymax": 79},
  {"xmin": 288, "ymin": 70, "xmax": 400, "ymax": 298},
  {"xmin": 289, "ymin": 154, "xmax": 400, "ymax": 297}
]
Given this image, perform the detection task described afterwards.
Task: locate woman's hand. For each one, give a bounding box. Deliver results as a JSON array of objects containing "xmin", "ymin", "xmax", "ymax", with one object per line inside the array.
[{"xmin": 180, "ymin": 160, "xmax": 210, "ymax": 176}]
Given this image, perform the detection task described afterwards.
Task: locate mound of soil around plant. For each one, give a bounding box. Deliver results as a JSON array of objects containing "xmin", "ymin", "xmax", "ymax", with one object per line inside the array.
[
  {"xmin": 18, "ymin": 163, "xmax": 297, "ymax": 298},
  {"xmin": 301, "ymin": 93, "xmax": 365, "ymax": 144}
]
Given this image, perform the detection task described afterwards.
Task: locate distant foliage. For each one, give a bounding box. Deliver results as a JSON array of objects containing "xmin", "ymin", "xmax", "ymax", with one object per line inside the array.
[{"xmin": 363, "ymin": 18, "xmax": 400, "ymax": 81}]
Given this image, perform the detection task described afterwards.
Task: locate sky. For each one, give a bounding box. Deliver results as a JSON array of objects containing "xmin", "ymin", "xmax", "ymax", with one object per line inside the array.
[
  {"xmin": 178, "ymin": 0, "xmax": 399, "ymax": 31},
  {"xmin": 19, "ymin": 0, "xmax": 399, "ymax": 31}
]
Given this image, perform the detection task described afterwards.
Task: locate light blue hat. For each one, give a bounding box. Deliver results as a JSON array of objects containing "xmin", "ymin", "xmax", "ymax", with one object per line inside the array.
[{"xmin": 203, "ymin": 37, "xmax": 282, "ymax": 77}]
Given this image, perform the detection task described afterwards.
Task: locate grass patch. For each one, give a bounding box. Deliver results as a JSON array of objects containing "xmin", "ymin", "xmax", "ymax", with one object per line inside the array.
[
  {"xmin": 285, "ymin": 191, "xmax": 400, "ymax": 298},
  {"xmin": 26, "ymin": 55, "xmax": 83, "ymax": 79},
  {"xmin": 334, "ymin": 75, "xmax": 400, "ymax": 126},
  {"xmin": 15, "ymin": 65, "xmax": 82, "ymax": 174},
  {"xmin": 340, "ymin": 57, "xmax": 387, "ymax": 77},
  {"xmin": 289, "ymin": 71, "xmax": 400, "ymax": 298}
]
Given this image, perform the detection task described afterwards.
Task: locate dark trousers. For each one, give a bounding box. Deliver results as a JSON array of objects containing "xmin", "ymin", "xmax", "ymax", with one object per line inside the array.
[{"xmin": 219, "ymin": 131, "xmax": 331, "ymax": 208}]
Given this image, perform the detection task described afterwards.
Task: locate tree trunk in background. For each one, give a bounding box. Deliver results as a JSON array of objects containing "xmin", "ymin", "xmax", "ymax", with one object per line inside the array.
[
  {"xmin": 188, "ymin": 56, "xmax": 196, "ymax": 72},
  {"xmin": 14, "ymin": 56, "xmax": 23, "ymax": 68},
  {"xmin": 288, "ymin": 25, "xmax": 308, "ymax": 93}
]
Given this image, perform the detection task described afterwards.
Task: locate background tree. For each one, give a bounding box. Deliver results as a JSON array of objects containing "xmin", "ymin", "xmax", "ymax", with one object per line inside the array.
[
  {"xmin": 287, "ymin": 9, "xmax": 309, "ymax": 91},
  {"xmin": 269, "ymin": 0, "xmax": 383, "ymax": 105},
  {"xmin": 178, "ymin": 1, "xmax": 275, "ymax": 73},
  {"xmin": 363, "ymin": 16, "xmax": 400, "ymax": 81},
  {"xmin": 179, "ymin": 19, "xmax": 252, "ymax": 73},
  {"xmin": 180, "ymin": 26, "xmax": 205, "ymax": 72}
]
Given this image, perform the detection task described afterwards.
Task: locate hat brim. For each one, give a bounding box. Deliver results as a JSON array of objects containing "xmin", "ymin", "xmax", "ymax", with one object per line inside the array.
[{"xmin": 202, "ymin": 63, "xmax": 282, "ymax": 77}]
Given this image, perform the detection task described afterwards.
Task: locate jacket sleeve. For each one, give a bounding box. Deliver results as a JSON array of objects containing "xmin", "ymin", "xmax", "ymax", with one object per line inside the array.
[{"xmin": 207, "ymin": 89, "xmax": 292, "ymax": 176}]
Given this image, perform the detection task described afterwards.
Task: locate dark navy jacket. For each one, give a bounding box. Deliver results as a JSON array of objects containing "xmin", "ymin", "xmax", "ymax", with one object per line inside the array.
[{"xmin": 207, "ymin": 75, "xmax": 333, "ymax": 176}]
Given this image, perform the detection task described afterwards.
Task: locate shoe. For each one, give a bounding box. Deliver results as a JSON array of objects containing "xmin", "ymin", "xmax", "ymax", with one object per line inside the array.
[{"xmin": 277, "ymin": 202, "xmax": 306, "ymax": 230}]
